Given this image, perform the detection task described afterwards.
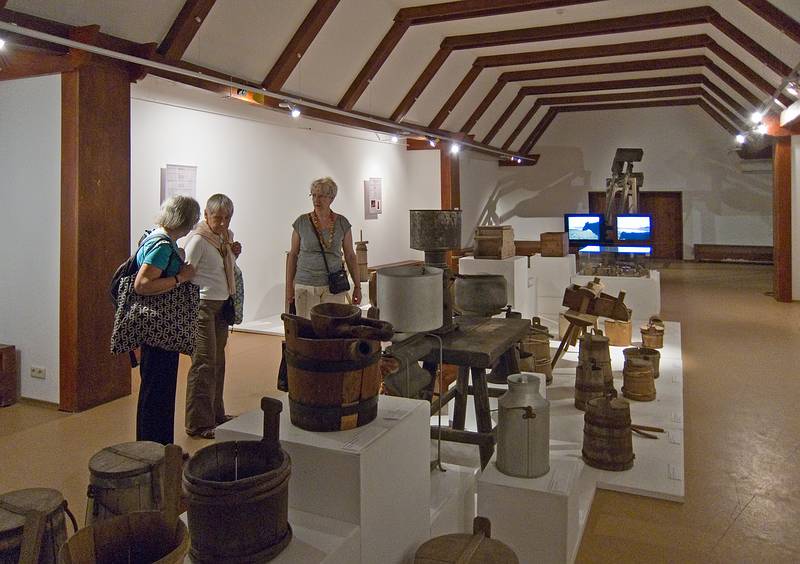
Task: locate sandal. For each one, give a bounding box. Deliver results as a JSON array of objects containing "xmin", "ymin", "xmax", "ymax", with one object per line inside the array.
[{"xmin": 187, "ymin": 428, "xmax": 215, "ymax": 439}]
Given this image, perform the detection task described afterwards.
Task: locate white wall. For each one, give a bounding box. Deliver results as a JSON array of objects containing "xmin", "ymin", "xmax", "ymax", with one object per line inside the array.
[
  {"xmin": 0, "ymin": 75, "xmax": 61, "ymax": 403},
  {"xmin": 131, "ymin": 77, "xmax": 441, "ymax": 320},
  {"xmin": 461, "ymin": 107, "xmax": 773, "ymax": 259}
]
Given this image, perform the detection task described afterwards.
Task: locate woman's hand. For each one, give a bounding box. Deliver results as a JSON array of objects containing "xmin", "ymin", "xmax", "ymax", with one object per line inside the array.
[
  {"xmin": 352, "ymin": 285, "xmax": 362, "ymax": 305},
  {"xmin": 231, "ymin": 241, "xmax": 242, "ymax": 257},
  {"xmin": 286, "ymin": 286, "xmax": 295, "ymax": 312}
]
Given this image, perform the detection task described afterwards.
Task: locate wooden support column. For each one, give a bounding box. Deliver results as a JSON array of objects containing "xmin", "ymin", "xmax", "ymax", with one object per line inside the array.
[
  {"xmin": 60, "ymin": 59, "xmax": 131, "ymax": 411},
  {"xmin": 773, "ymin": 136, "xmax": 792, "ymax": 302},
  {"xmin": 440, "ymin": 149, "xmax": 460, "ymax": 210}
]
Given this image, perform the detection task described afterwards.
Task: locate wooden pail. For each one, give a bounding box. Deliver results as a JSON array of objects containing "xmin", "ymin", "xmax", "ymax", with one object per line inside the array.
[
  {"xmin": 58, "ymin": 512, "xmax": 188, "ymax": 564},
  {"xmin": 578, "ymin": 332, "xmax": 612, "ymax": 383},
  {"xmin": 521, "ymin": 333, "xmax": 552, "ymax": 384},
  {"xmin": 640, "ymin": 325, "xmax": 664, "ymax": 348},
  {"xmin": 285, "ymin": 335, "xmax": 382, "ymax": 432},
  {"xmin": 574, "ymin": 361, "xmax": 615, "ymax": 411},
  {"xmin": 0, "ymin": 488, "xmax": 73, "ymax": 564},
  {"xmin": 603, "ymin": 320, "xmax": 632, "ymax": 346},
  {"xmin": 622, "ymin": 358, "xmax": 656, "ymax": 401},
  {"xmin": 86, "ymin": 441, "xmax": 164, "ymax": 524},
  {"xmin": 582, "ymin": 397, "xmax": 634, "ymax": 471},
  {"xmin": 414, "ymin": 517, "xmax": 519, "ymax": 563},
  {"xmin": 623, "ymin": 347, "xmax": 660, "ymax": 379}
]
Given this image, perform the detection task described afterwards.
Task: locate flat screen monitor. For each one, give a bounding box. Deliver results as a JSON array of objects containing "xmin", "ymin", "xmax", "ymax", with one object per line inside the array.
[
  {"xmin": 564, "ymin": 214, "xmax": 603, "ymax": 241},
  {"xmin": 616, "ymin": 214, "xmax": 652, "ymax": 242}
]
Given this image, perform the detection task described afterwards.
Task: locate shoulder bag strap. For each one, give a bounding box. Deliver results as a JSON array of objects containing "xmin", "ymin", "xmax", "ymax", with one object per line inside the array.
[{"xmin": 309, "ymin": 213, "xmax": 332, "ymax": 275}]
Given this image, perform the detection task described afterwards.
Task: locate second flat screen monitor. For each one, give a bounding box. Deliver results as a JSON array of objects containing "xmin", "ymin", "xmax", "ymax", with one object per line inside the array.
[
  {"xmin": 616, "ymin": 214, "xmax": 651, "ymax": 242},
  {"xmin": 565, "ymin": 214, "xmax": 603, "ymax": 241}
]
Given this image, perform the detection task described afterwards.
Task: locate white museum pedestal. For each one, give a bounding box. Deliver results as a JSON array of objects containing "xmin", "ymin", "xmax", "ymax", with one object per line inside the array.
[
  {"xmin": 571, "ymin": 272, "xmax": 661, "ymax": 319},
  {"xmin": 429, "ymin": 463, "xmax": 478, "ymax": 537},
  {"xmin": 529, "ymin": 254, "xmax": 576, "ymax": 317},
  {"xmin": 216, "ymin": 394, "xmax": 431, "ymax": 564},
  {"xmin": 459, "ymin": 256, "xmax": 530, "ymax": 317}
]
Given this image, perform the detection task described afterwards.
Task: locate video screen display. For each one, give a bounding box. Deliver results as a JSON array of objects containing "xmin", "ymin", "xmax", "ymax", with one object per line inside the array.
[
  {"xmin": 616, "ymin": 215, "xmax": 652, "ymax": 242},
  {"xmin": 565, "ymin": 214, "xmax": 603, "ymax": 241}
]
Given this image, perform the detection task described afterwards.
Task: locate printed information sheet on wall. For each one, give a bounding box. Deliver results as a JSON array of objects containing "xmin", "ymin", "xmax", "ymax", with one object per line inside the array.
[
  {"xmin": 364, "ymin": 177, "xmax": 382, "ymax": 215},
  {"xmin": 161, "ymin": 164, "xmax": 197, "ymax": 203}
]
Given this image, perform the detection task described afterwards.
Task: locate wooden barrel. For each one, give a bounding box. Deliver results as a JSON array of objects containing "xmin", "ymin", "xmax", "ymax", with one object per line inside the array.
[
  {"xmin": 59, "ymin": 512, "xmax": 188, "ymax": 564},
  {"xmin": 622, "ymin": 358, "xmax": 656, "ymax": 402},
  {"xmin": 582, "ymin": 397, "xmax": 634, "ymax": 471},
  {"xmin": 623, "ymin": 347, "xmax": 660, "ymax": 379},
  {"xmin": 285, "ymin": 334, "xmax": 382, "ymax": 432},
  {"xmin": 414, "ymin": 517, "xmax": 518, "ymax": 563},
  {"xmin": 184, "ymin": 441, "xmax": 291, "ymax": 563},
  {"xmin": 86, "ymin": 441, "xmax": 164, "ymax": 524},
  {"xmin": 640, "ymin": 325, "xmax": 664, "ymax": 348},
  {"xmin": 0, "ymin": 488, "xmax": 71, "ymax": 564},
  {"xmin": 578, "ymin": 332, "xmax": 612, "ymax": 383},
  {"xmin": 521, "ymin": 333, "xmax": 552, "ymax": 384},
  {"xmin": 603, "ymin": 320, "xmax": 632, "ymax": 346},
  {"xmin": 574, "ymin": 361, "xmax": 615, "ymax": 411}
]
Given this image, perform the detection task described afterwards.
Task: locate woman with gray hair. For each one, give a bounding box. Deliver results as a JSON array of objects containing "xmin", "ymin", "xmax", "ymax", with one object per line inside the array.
[
  {"xmin": 183, "ymin": 193, "xmax": 242, "ymax": 439},
  {"xmin": 133, "ymin": 194, "xmax": 200, "ymax": 445},
  {"xmin": 287, "ymin": 177, "xmax": 361, "ymax": 317}
]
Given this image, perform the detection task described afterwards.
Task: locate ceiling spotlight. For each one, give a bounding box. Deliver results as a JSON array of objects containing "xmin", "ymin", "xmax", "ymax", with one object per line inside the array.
[
  {"xmin": 450, "ymin": 143, "xmax": 460, "ymax": 155},
  {"xmin": 0, "ymin": 39, "xmax": 5, "ymax": 50},
  {"xmin": 756, "ymin": 123, "xmax": 768, "ymax": 135},
  {"xmin": 787, "ymin": 82, "xmax": 799, "ymax": 97},
  {"xmin": 735, "ymin": 134, "xmax": 746, "ymax": 144},
  {"xmin": 290, "ymin": 107, "xmax": 301, "ymax": 118},
  {"xmin": 427, "ymin": 137, "xmax": 437, "ymax": 147},
  {"xmin": 390, "ymin": 135, "xmax": 399, "ymax": 143},
  {"xmin": 750, "ymin": 111, "xmax": 763, "ymax": 124}
]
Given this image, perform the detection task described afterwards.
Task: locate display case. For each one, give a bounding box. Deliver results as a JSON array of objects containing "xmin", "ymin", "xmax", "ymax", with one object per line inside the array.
[{"xmin": 577, "ymin": 245, "xmax": 651, "ymax": 277}]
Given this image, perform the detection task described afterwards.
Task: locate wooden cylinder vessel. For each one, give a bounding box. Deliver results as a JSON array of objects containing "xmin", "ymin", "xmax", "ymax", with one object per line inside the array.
[
  {"xmin": 582, "ymin": 397, "xmax": 635, "ymax": 471},
  {"xmin": 574, "ymin": 361, "xmax": 615, "ymax": 411},
  {"xmin": 86, "ymin": 441, "xmax": 165, "ymax": 524},
  {"xmin": 521, "ymin": 332, "xmax": 552, "ymax": 384},
  {"xmin": 414, "ymin": 517, "xmax": 518, "ymax": 563},
  {"xmin": 603, "ymin": 319, "xmax": 632, "ymax": 346},
  {"xmin": 0, "ymin": 488, "xmax": 70, "ymax": 564},
  {"xmin": 622, "ymin": 358, "xmax": 656, "ymax": 401},
  {"xmin": 640, "ymin": 325, "xmax": 664, "ymax": 348},
  {"xmin": 578, "ymin": 332, "xmax": 612, "ymax": 383},
  {"xmin": 623, "ymin": 347, "xmax": 660, "ymax": 379}
]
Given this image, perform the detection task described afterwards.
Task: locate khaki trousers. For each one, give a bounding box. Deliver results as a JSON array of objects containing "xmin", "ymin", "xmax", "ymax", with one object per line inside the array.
[
  {"xmin": 294, "ymin": 284, "xmax": 348, "ymax": 318},
  {"xmin": 185, "ymin": 299, "xmax": 229, "ymax": 433}
]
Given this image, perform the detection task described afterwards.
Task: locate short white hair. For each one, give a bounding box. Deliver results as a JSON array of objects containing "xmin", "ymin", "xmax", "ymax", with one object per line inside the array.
[
  {"xmin": 156, "ymin": 195, "xmax": 200, "ymax": 231},
  {"xmin": 310, "ymin": 177, "xmax": 338, "ymax": 199},
  {"xmin": 206, "ymin": 193, "xmax": 234, "ymax": 216}
]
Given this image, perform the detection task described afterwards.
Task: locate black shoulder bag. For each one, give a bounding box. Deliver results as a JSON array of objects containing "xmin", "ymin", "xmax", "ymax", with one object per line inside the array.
[{"xmin": 310, "ymin": 214, "xmax": 350, "ymax": 295}]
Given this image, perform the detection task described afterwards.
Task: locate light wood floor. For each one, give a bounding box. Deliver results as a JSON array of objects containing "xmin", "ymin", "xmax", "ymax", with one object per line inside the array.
[{"xmin": 1, "ymin": 263, "xmax": 798, "ymax": 562}]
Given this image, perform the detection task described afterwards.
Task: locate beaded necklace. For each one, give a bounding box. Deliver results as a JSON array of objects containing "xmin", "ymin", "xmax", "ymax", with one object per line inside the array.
[{"xmin": 310, "ymin": 211, "xmax": 336, "ymax": 250}]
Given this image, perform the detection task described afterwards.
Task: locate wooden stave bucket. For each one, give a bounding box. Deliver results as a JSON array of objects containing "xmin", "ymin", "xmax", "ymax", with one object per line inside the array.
[
  {"xmin": 183, "ymin": 441, "xmax": 292, "ymax": 564},
  {"xmin": 578, "ymin": 333, "xmax": 612, "ymax": 382},
  {"xmin": 574, "ymin": 363, "xmax": 615, "ymax": 411},
  {"xmin": 58, "ymin": 512, "xmax": 188, "ymax": 564},
  {"xmin": 623, "ymin": 347, "xmax": 660, "ymax": 379},
  {"xmin": 0, "ymin": 488, "xmax": 69, "ymax": 564},
  {"xmin": 582, "ymin": 397, "xmax": 634, "ymax": 471},
  {"xmin": 604, "ymin": 320, "xmax": 632, "ymax": 346},
  {"xmin": 640, "ymin": 326, "xmax": 664, "ymax": 349},
  {"xmin": 86, "ymin": 442, "xmax": 164, "ymax": 525},
  {"xmin": 285, "ymin": 335, "xmax": 382, "ymax": 432},
  {"xmin": 622, "ymin": 358, "xmax": 656, "ymax": 402}
]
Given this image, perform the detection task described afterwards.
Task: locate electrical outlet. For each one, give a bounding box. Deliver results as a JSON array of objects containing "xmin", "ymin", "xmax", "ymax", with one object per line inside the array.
[{"xmin": 30, "ymin": 366, "xmax": 46, "ymax": 379}]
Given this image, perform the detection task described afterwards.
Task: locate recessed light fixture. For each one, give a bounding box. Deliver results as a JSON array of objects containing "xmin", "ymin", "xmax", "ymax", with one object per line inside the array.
[
  {"xmin": 450, "ymin": 143, "xmax": 460, "ymax": 155},
  {"xmin": 750, "ymin": 111, "xmax": 763, "ymax": 124}
]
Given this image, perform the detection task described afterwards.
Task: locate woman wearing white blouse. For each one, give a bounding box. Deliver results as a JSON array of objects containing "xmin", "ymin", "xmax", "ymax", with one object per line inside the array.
[{"xmin": 183, "ymin": 194, "xmax": 242, "ymax": 439}]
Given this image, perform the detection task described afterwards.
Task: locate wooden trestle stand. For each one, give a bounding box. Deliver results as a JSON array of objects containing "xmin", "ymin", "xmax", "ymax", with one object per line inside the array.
[{"xmin": 551, "ymin": 278, "xmax": 631, "ymax": 368}]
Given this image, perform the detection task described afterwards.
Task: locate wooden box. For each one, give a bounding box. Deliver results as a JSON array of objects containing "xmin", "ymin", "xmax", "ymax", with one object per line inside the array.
[
  {"xmin": 474, "ymin": 225, "xmax": 515, "ymax": 259},
  {"xmin": 0, "ymin": 344, "xmax": 18, "ymax": 407},
  {"xmin": 540, "ymin": 231, "xmax": 569, "ymax": 257}
]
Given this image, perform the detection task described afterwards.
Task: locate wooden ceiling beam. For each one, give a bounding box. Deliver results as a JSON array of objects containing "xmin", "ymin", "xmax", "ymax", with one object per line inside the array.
[
  {"xmin": 428, "ymin": 64, "xmax": 482, "ymax": 128},
  {"xmin": 157, "ymin": 0, "xmax": 216, "ymax": 59},
  {"xmin": 521, "ymin": 74, "xmax": 705, "ymax": 96},
  {"xmin": 483, "ymin": 91, "xmax": 525, "ymax": 144},
  {"xmin": 500, "ymin": 55, "xmax": 708, "ymax": 82},
  {"xmin": 738, "ymin": 0, "xmax": 800, "ymax": 45},
  {"xmin": 460, "ymin": 80, "xmax": 506, "ymax": 133},
  {"xmin": 501, "ymin": 100, "xmax": 543, "ymax": 150},
  {"xmin": 708, "ymin": 13, "xmax": 791, "ymax": 77},
  {"xmin": 262, "ymin": 0, "xmax": 339, "ymax": 91},
  {"xmin": 696, "ymin": 99, "xmax": 739, "ymax": 135},
  {"xmin": 391, "ymin": 47, "xmax": 452, "ymax": 122},
  {"xmin": 0, "ymin": 46, "xmax": 77, "ymax": 80},
  {"xmin": 706, "ymin": 41, "xmax": 792, "ymax": 105},
  {"xmin": 519, "ymin": 107, "xmax": 558, "ymax": 153}
]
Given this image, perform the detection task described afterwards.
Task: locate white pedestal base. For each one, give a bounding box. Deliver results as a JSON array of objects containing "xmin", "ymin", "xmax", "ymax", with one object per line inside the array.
[
  {"xmin": 459, "ymin": 256, "xmax": 530, "ymax": 317},
  {"xmin": 530, "ymin": 254, "xmax": 577, "ymax": 300},
  {"xmin": 216, "ymin": 395, "xmax": 431, "ymax": 564},
  {"xmin": 571, "ymin": 272, "xmax": 661, "ymax": 319},
  {"xmin": 429, "ymin": 463, "xmax": 478, "ymax": 536}
]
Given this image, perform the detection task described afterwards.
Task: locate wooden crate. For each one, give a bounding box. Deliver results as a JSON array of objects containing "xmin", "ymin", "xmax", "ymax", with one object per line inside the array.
[
  {"xmin": 514, "ymin": 240, "xmax": 541, "ymax": 257},
  {"xmin": 540, "ymin": 232, "xmax": 569, "ymax": 257},
  {"xmin": 474, "ymin": 225, "xmax": 515, "ymax": 259},
  {"xmin": 0, "ymin": 344, "xmax": 18, "ymax": 407}
]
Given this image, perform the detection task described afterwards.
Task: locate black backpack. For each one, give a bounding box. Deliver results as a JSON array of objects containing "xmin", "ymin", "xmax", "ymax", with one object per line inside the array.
[{"xmin": 109, "ymin": 231, "xmax": 171, "ymax": 306}]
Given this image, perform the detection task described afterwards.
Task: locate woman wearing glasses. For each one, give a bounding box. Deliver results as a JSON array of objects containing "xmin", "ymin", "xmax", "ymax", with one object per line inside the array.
[
  {"xmin": 286, "ymin": 177, "xmax": 361, "ymax": 318},
  {"xmin": 183, "ymin": 193, "xmax": 242, "ymax": 439}
]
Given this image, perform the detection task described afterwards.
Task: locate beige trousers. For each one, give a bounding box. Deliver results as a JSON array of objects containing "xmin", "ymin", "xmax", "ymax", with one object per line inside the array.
[
  {"xmin": 294, "ymin": 284, "xmax": 348, "ymax": 318},
  {"xmin": 185, "ymin": 299, "xmax": 229, "ymax": 433}
]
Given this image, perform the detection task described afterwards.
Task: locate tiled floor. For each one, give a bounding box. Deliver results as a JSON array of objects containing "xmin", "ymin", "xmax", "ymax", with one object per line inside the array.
[{"xmin": 1, "ymin": 262, "xmax": 798, "ymax": 562}]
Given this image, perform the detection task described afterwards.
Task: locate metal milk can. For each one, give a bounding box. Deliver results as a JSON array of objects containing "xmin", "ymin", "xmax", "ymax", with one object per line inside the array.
[{"xmin": 496, "ymin": 373, "xmax": 550, "ymax": 478}]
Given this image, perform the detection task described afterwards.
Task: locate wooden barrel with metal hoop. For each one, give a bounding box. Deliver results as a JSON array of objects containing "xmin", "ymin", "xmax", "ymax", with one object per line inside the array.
[
  {"xmin": 603, "ymin": 319, "xmax": 632, "ymax": 346},
  {"xmin": 282, "ymin": 313, "xmax": 382, "ymax": 432},
  {"xmin": 582, "ymin": 396, "xmax": 635, "ymax": 471},
  {"xmin": 86, "ymin": 441, "xmax": 164, "ymax": 524},
  {"xmin": 521, "ymin": 332, "xmax": 552, "ymax": 384},
  {"xmin": 574, "ymin": 360, "xmax": 616, "ymax": 411},
  {"xmin": 183, "ymin": 398, "xmax": 291, "ymax": 563},
  {"xmin": 622, "ymin": 358, "xmax": 656, "ymax": 402},
  {"xmin": 623, "ymin": 347, "xmax": 660, "ymax": 379},
  {"xmin": 578, "ymin": 332, "xmax": 612, "ymax": 384},
  {"xmin": 414, "ymin": 517, "xmax": 518, "ymax": 563},
  {"xmin": 0, "ymin": 488, "xmax": 77, "ymax": 564},
  {"xmin": 640, "ymin": 318, "xmax": 664, "ymax": 348}
]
